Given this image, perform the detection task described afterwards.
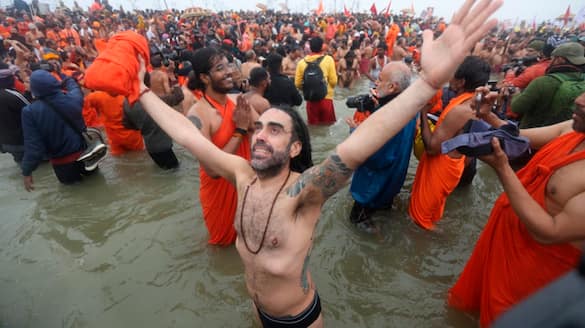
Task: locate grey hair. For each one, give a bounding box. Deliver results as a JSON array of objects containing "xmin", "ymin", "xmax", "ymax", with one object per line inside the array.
[{"xmin": 387, "ymin": 62, "xmax": 412, "ymax": 92}]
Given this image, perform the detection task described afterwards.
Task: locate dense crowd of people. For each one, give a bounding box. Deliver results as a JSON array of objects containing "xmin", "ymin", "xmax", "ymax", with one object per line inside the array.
[{"xmin": 1, "ymin": 0, "xmax": 585, "ymax": 326}]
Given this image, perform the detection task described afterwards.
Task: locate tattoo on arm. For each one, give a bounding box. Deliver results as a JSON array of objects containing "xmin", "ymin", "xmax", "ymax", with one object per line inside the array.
[
  {"xmin": 300, "ymin": 251, "xmax": 311, "ymax": 294},
  {"xmin": 286, "ymin": 178, "xmax": 306, "ymax": 197},
  {"xmin": 187, "ymin": 115, "xmax": 202, "ymax": 130},
  {"xmin": 287, "ymin": 152, "xmax": 353, "ymax": 199}
]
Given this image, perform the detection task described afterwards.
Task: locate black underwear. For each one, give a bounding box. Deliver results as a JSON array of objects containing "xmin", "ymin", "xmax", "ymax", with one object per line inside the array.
[{"xmin": 256, "ymin": 291, "xmax": 322, "ymax": 328}]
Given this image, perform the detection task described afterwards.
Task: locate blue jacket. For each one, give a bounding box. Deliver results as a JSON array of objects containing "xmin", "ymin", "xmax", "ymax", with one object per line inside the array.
[
  {"xmin": 21, "ymin": 70, "xmax": 85, "ymax": 176},
  {"xmin": 350, "ymin": 115, "xmax": 417, "ymax": 209}
]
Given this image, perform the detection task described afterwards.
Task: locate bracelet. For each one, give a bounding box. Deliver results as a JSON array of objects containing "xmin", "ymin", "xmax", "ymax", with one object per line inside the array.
[
  {"xmin": 235, "ymin": 127, "xmax": 248, "ymax": 135},
  {"xmin": 418, "ymin": 72, "xmax": 442, "ymax": 90},
  {"xmin": 139, "ymin": 88, "xmax": 151, "ymax": 98}
]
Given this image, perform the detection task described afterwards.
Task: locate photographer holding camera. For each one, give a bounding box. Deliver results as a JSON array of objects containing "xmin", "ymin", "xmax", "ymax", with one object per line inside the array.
[
  {"xmin": 502, "ymin": 39, "xmax": 552, "ymax": 90},
  {"xmin": 510, "ymin": 42, "xmax": 585, "ymax": 129},
  {"xmin": 344, "ymin": 61, "xmax": 416, "ymax": 232}
]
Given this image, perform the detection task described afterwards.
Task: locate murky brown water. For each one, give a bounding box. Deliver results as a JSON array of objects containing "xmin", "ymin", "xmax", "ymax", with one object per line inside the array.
[{"xmin": 0, "ymin": 78, "xmax": 503, "ymax": 327}]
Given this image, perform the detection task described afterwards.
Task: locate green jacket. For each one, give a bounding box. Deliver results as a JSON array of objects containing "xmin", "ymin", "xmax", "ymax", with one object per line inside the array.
[{"xmin": 511, "ymin": 72, "xmax": 583, "ymax": 128}]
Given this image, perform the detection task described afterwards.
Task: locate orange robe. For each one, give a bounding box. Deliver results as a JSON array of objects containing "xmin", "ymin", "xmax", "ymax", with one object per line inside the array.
[
  {"xmin": 199, "ymin": 96, "xmax": 251, "ymax": 246},
  {"xmin": 449, "ymin": 132, "xmax": 585, "ymax": 327},
  {"xmin": 93, "ymin": 38, "xmax": 108, "ymax": 53},
  {"xmin": 82, "ymin": 95, "xmax": 103, "ymax": 128},
  {"xmin": 84, "ymin": 31, "xmax": 150, "ymax": 105},
  {"xmin": 58, "ymin": 28, "xmax": 81, "ymax": 48},
  {"xmin": 408, "ymin": 92, "xmax": 473, "ymax": 229},
  {"xmin": 46, "ymin": 30, "xmax": 60, "ymax": 45},
  {"xmin": 385, "ymin": 23, "xmax": 400, "ymax": 58},
  {"xmin": 84, "ymin": 91, "xmax": 144, "ymax": 155}
]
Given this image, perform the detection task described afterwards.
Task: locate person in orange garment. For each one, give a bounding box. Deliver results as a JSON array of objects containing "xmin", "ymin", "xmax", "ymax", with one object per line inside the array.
[
  {"xmin": 385, "ymin": 22, "xmax": 400, "ymax": 59},
  {"xmin": 84, "ymin": 30, "xmax": 150, "ymax": 105},
  {"xmin": 58, "ymin": 19, "xmax": 81, "ymax": 48},
  {"xmin": 409, "ymin": 56, "xmax": 491, "ymax": 230},
  {"xmin": 183, "ymin": 47, "xmax": 257, "ymax": 246},
  {"xmin": 84, "ymin": 91, "xmax": 144, "ymax": 155},
  {"xmin": 449, "ymin": 90, "xmax": 585, "ymax": 327}
]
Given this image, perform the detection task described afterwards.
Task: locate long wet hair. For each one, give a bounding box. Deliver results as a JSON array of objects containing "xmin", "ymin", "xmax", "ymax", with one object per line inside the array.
[
  {"xmin": 183, "ymin": 47, "xmax": 224, "ymax": 91},
  {"xmin": 272, "ymin": 105, "xmax": 313, "ymax": 173}
]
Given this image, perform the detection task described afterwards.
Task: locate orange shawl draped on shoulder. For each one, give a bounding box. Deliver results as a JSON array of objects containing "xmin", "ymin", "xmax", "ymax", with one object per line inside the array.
[
  {"xmin": 449, "ymin": 132, "xmax": 585, "ymax": 327},
  {"xmin": 84, "ymin": 31, "xmax": 150, "ymax": 104},
  {"xmin": 199, "ymin": 96, "xmax": 251, "ymax": 246},
  {"xmin": 408, "ymin": 92, "xmax": 473, "ymax": 230}
]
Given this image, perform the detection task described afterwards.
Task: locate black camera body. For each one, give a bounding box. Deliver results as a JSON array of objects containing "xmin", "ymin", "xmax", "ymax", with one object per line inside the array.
[
  {"xmin": 501, "ymin": 56, "xmax": 539, "ymax": 77},
  {"xmin": 346, "ymin": 94, "xmax": 376, "ymax": 113}
]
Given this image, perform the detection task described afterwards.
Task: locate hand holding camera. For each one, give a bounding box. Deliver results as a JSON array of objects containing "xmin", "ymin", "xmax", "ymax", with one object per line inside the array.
[{"xmin": 473, "ymin": 86, "xmax": 499, "ymax": 119}]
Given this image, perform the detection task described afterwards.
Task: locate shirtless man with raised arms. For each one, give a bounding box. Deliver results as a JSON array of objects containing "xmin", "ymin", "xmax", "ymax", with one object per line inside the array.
[{"xmin": 136, "ymin": 0, "xmax": 502, "ymax": 325}]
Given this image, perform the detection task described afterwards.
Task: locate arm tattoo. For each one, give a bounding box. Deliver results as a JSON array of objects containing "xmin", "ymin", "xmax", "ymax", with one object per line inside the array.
[
  {"xmin": 187, "ymin": 115, "xmax": 202, "ymax": 130},
  {"xmin": 300, "ymin": 251, "xmax": 311, "ymax": 293},
  {"xmin": 286, "ymin": 178, "xmax": 306, "ymax": 197},
  {"xmin": 287, "ymin": 152, "xmax": 353, "ymax": 199}
]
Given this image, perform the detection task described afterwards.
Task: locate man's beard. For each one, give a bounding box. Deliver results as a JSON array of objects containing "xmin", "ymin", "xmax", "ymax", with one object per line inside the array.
[
  {"xmin": 210, "ymin": 76, "xmax": 233, "ymax": 94},
  {"xmin": 251, "ymin": 141, "xmax": 290, "ymax": 179}
]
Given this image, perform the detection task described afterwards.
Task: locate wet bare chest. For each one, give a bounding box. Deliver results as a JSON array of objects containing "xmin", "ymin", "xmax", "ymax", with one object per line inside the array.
[
  {"xmin": 235, "ymin": 192, "xmax": 292, "ymax": 252},
  {"xmin": 546, "ymin": 159, "xmax": 585, "ymax": 213}
]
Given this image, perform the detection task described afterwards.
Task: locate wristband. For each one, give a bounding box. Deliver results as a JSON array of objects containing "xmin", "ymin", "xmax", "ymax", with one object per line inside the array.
[
  {"xmin": 232, "ymin": 132, "xmax": 244, "ymax": 139},
  {"xmin": 235, "ymin": 127, "xmax": 248, "ymax": 135}
]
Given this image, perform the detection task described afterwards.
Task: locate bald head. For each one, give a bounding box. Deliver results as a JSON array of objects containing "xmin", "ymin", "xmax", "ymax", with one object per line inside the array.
[{"xmin": 378, "ymin": 61, "xmax": 412, "ymax": 96}]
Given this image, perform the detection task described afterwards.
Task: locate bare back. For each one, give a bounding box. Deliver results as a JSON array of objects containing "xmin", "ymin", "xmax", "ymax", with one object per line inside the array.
[
  {"xmin": 241, "ymin": 62, "xmax": 260, "ymax": 79},
  {"xmin": 149, "ymin": 69, "xmax": 170, "ymax": 97},
  {"xmin": 282, "ymin": 56, "xmax": 299, "ymax": 78},
  {"xmin": 244, "ymin": 92, "xmax": 270, "ymax": 115}
]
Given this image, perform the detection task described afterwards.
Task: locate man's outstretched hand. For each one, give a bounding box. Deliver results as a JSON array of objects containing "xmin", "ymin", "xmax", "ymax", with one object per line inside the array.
[
  {"xmin": 479, "ymin": 137, "xmax": 510, "ymax": 172},
  {"xmin": 419, "ymin": 0, "xmax": 503, "ymax": 89}
]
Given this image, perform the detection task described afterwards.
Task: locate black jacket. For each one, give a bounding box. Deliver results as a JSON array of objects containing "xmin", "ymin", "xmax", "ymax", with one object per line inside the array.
[
  {"xmin": 0, "ymin": 88, "xmax": 29, "ymax": 145},
  {"xmin": 264, "ymin": 73, "xmax": 303, "ymax": 107}
]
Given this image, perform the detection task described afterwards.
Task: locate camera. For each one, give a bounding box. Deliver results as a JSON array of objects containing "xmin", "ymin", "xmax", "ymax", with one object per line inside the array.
[
  {"xmin": 501, "ymin": 56, "xmax": 539, "ymax": 77},
  {"xmin": 486, "ymin": 79, "xmax": 515, "ymax": 94},
  {"xmin": 346, "ymin": 94, "xmax": 376, "ymax": 113}
]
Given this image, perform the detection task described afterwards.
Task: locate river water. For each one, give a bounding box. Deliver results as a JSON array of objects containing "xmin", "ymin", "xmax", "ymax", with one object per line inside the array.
[{"xmin": 0, "ymin": 79, "xmax": 503, "ymax": 327}]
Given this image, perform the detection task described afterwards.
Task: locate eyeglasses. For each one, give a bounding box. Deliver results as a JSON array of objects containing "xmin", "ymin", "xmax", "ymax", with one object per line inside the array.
[{"xmin": 208, "ymin": 63, "xmax": 230, "ymax": 74}]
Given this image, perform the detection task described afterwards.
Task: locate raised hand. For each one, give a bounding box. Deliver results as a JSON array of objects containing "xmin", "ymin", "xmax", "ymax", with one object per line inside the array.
[
  {"xmin": 419, "ymin": 0, "xmax": 503, "ymax": 89},
  {"xmin": 233, "ymin": 94, "xmax": 252, "ymax": 130},
  {"xmin": 471, "ymin": 86, "xmax": 497, "ymax": 118}
]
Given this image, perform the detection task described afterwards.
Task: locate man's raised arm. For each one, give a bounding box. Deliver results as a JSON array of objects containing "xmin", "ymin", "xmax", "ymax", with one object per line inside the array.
[
  {"xmin": 292, "ymin": 0, "xmax": 503, "ymax": 206},
  {"xmin": 339, "ymin": 0, "xmax": 502, "ymax": 170}
]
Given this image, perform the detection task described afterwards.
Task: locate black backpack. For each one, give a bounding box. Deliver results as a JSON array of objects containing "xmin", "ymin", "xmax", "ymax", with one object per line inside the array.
[{"xmin": 302, "ymin": 56, "xmax": 327, "ymax": 101}]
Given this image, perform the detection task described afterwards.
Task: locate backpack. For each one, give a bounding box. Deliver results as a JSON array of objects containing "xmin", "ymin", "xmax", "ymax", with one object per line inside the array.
[
  {"xmin": 549, "ymin": 73, "xmax": 585, "ymax": 122},
  {"xmin": 302, "ymin": 56, "xmax": 327, "ymax": 101}
]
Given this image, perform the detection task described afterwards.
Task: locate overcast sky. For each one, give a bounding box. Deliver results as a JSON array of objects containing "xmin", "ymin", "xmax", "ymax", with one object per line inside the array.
[{"xmin": 18, "ymin": 0, "xmax": 585, "ymax": 23}]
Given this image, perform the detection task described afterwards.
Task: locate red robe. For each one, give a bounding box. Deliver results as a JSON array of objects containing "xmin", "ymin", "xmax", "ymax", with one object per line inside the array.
[{"xmin": 449, "ymin": 132, "xmax": 585, "ymax": 326}]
